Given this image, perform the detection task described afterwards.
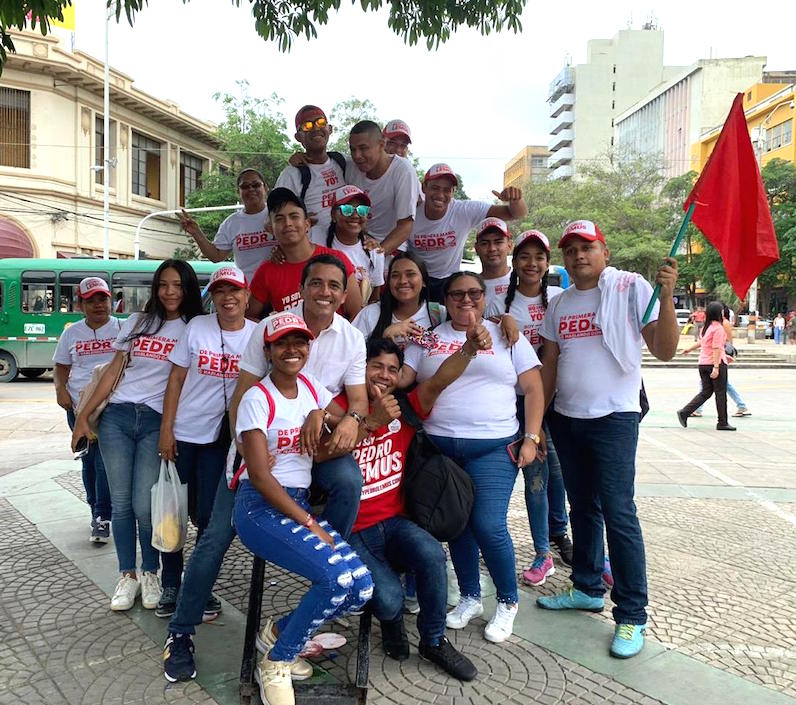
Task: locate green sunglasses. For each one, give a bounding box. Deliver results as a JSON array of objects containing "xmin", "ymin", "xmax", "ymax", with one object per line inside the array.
[{"xmin": 338, "ymin": 204, "xmax": 371, "ymax": 217}]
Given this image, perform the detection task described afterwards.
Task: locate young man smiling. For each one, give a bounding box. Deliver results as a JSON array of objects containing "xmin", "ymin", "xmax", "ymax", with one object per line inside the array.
[
  {"xmin": 474, "ymin": 217, "xmax": 513, "ymax": 310},
  {"xmin": 536, "ymin": 220, "xmax": 679, "ymax": 659}
]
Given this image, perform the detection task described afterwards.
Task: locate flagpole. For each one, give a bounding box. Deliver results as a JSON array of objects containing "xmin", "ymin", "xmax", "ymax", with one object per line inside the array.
[{"xmin": 642, "ymin": 202, "xmax": 696, "ymax": 325}]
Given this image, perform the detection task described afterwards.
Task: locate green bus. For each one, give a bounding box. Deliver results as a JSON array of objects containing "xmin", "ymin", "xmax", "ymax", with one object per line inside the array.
[{"xmin": 0, "ymin": 258, "xmax": 221, "ymax": 383}]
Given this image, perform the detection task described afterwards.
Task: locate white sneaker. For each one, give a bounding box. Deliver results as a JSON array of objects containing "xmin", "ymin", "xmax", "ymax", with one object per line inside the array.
[
  {"xmin": 255, "ymin": 618, "xmax": 313, "ymax": 680},
  {"xmin": 255, "ymin": 652, "xmax": 295, "ymax": 705},
  {"xmin": 445, "ymin": 596, "xmax": 484, "ymax": 629},
  {"xmin": 484, "ymin": 602, "xmax": 518, "ymax": 643},
  {"xmin": 110, "ymin": 574, "xmax": 140, "ymax": 611},
  {"xmin": 140, "ymin": 571, "xmax": 162, "ymax": 609}
]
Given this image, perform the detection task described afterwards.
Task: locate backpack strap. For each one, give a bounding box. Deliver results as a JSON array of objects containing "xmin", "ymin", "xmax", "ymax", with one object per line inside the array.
[
  {"xmin": 396, "ymin": 392, "xmax": 422, "ymax": 429},
  {"xmin": 297, "ymin": 372, "xmax": 320, "ymax": 406},
  {"xmin": 254, "ymin": 382, "xmax": 276, "ymax": 428},
  {"xmin": 428, "ymin": 302, "xmax": 442, "ymax": 328},
  {"xmin": 328, "ymin": 151, "xmax": 347, "ymax": 177},
  {"xmin": 297, "ymin": 165, "xmax": 312, "ymax": 201}
]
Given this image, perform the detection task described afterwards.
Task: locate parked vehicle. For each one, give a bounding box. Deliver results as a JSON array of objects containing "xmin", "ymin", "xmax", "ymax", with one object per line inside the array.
[{"xmin": 675, "ymin": 308, "xmax": 692, "ymax": 327}]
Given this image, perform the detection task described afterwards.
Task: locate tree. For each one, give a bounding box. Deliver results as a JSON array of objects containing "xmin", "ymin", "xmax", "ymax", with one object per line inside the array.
[
  {"xmin": 758, "ymin": 159, "xmax": 796, "ymax": 306},
  {"xmin": 2, "ymin": 0, "xmax": 526, "ymax": 74},
  {"xmin": 327, "ymin": 98, "xmax": 382, "ymax": 153}
]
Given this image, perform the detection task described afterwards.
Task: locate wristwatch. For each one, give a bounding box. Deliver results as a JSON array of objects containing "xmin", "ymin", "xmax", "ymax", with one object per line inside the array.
[
  {"xmin": 524, "ymin": 432, "xmax": 541, "ymax": 445},
  {"xmin": 347, "ymin": 410, "xmax": 364, "ymax": 424}
]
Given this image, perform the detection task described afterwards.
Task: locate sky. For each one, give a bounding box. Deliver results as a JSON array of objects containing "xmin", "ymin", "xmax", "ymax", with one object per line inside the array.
[{"xmin": 66, "ymin": 0, "xmax": 794, "ymax": 202}]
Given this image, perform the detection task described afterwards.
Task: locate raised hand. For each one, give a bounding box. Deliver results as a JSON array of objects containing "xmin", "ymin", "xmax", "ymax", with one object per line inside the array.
[
  {"xmin": 178, "ymin": 209, "xmax": 203, "ymax": 239},
  {"xmin": 464, "ymin": 311, "xmax": 491, "ymax": 353},
  {"xmin": 369, "ymin": 384, "xmax": 401, "ymax": 428},
  {"xmin": 492, "ymin": 186, "xmax": 523, "ymax": 203}
]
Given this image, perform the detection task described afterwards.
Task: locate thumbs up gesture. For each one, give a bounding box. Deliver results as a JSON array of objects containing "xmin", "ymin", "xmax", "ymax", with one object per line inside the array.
[
  {"xmin": 464, "ymin": 311, "xmax": 491, "ymax": 355},
  {"xmin": 370, "ymin": 384, "xmax": 401, "ymax": 428}
]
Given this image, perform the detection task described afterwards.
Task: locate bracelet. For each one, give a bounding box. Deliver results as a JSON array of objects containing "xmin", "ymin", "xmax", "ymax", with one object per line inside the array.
[
  {"xmin": 303, "ymin": 514, "xmax": 315, "ymax": 528},
  {"xmin": 459, "ymin": 345, "xmax": 477, "ymax": 359},
  {"xmin": 347, "ymin": 410, "xmax": 364, "ymax": 424}
]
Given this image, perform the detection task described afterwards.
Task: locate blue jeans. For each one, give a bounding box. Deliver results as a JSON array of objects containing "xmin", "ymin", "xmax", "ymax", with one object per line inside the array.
[
  {"xmin": 161, "ymin": 439, "xmax": 227, "ymax": 589},
  {"xmin": 312, "ymin": 454, "xmax": 363, "ymax": 539},
  {"xmin": 548, "ymin": 410, "xmax": 647, "ymax": 625},
  {"xmin": 66, "ymin": 408, "xmax": 112, "ymax": 520},
  {"xmin": 350, "ymin": 517, "xmax": 447, "ymax": 643},
  {"xmin": 98, "ymin": 403, "xmax": 161, "ymax": 573},
  {"xmin": 545, "ymin": 428, "xmax": 568, "ymax": 537},
  {"xmin": 234, "ymin": 481, "xmax": 373, "ymax": 662},
  {"xmin": 428, "ymin": 434, "xmax": 518, "ymax": 604},
  {"xmin": 774, "ymin": 328, "xmax": 783, "ymax": 344},
  {"xmin": 696, "ymin": 379, "xmax": 745, "ymax": 413},
  {"xmin": 168, "ymin": 471, "xmax": 236, "ymax": 635}
]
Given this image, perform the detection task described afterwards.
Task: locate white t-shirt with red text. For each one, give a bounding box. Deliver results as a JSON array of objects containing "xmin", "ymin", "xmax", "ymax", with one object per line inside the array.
[
  {"xmin": 352, "ymin": 301, "xmax": 446, "ymax": 349},
  {"xmin": 330, "ymin": 237, "xmax": 385, "ymax": 290},
  {"xmin": 403, "ymin": 319, "xmax": 540, "ymax": 439},
  {"xmin": 409, "ymin": 200, "xmax": 491, "ymax": 279},
  {"xmin": 540, "ymin": 283, "xmax": 653, "ymax": 419},
  {"xmin": 346, "ymin": 155, "xmax": 420, "ymax": 249},
  {"xmin": 275, "ymin": 159, "xmax": 345, "ymax": 244},
  {"xmin": 110, "ymin": 314, "xmax": 186, "ymax": 413},
  {"xmin": 486, "ymin": 286, "xmax": 564, "ymax": 353},
  {"xmin": 52, "ymin": 317, "xmax": 122, "ymax": 407},
  {"xmin": 169, "ymin": 314, "xmax": 256, "ymax": 444},
  {"xmin": 213, "ymin": 208, "xmax": 274, "ymax": 282},
  {"xmin": 483, "ymin": 272, "xmax": 512, "ymax": 312},
  {"xmin": 235, "ymin": 372, "xmax": 332, "ymax": 488}
]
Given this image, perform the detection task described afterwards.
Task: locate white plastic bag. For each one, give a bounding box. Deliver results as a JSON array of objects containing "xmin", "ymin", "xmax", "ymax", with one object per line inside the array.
[{"xmin": 151, "ymin": 459, "xmax": 188, "ymax": 553}]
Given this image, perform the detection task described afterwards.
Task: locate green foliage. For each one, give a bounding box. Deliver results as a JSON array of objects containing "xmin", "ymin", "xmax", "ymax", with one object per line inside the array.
[
  {"xmin": 0, "ymin": 1, "xmax": 70, "ymax": 72},
  {"xmin": 328, "ymin": 98, "xmax": 381, "ymax": 154}
]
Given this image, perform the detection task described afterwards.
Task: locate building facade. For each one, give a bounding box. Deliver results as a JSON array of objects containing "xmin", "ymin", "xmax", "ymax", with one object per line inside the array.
[
  {"xmin": 0, "ymin": 30, "xmax": 226, "ymax": 260},
  {"xmin": 503, "ymin": 146, "xmax": 551, "ymax": 189},
  {"xmin": 614, "ymin": 57, "xmax": 767, "ymax": 178}
]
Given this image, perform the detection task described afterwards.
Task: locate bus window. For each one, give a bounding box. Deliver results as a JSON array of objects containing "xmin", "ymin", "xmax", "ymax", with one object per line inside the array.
[
  {"xmin": 58, "ymin": 271, "xmax": 110, "ymax": 313},
  {"xmin": 112, "ymin": 272, "xmax": 152, "ymax": 313},
  {"xmin": 21, "ymin": 271, "xmax": 56, "ymax": 313}
]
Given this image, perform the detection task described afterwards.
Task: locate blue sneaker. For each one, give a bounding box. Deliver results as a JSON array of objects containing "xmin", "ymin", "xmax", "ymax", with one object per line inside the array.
[
  {"xmin": 610, "ymin": 623, "xmax": 647, "ymax": 659},
  {"xmin": 536, "ymin": 587, "xmax": 604, "ymax": 612}
]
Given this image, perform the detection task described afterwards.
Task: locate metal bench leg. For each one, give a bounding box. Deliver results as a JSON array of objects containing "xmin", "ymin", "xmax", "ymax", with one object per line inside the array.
[
  {"xmin": 240, "ymin": 555, "xmax": 266, "ymax": 704},
  {"xmin": 355, "ymin": 609, "xmax": 371, "ymax": 704}
]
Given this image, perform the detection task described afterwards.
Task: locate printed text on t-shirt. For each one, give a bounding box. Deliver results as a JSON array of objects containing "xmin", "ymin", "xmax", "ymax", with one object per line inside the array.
[
  {"xmin": 197, "ymin": 349, "xmax": 241, "ymax": 377},
  {"xmin": 413, "ymin": 231, "xmax": 456, "ymax": 251},
  {"xmin": 558, "ymin": 312, "xmax": 602, "ymax": 340},
  {"xmin": 75, "ymin": 339, "xmax": 115, "ymax": 356},
  {"xmin": 132, "ymin": 336, "xmax": 176, "ymax": 360}
]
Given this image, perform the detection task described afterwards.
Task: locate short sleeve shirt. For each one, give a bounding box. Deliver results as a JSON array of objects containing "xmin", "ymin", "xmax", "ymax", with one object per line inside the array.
[
  {"xmin": 486, "ymin": 286, "xmax": 564, "ymax": 353},
  {"xmin": 483, "ymin": 272, "xmax": 512, "ymax": 312},
  {"xmin": 213, "ymin": 208, "xmax": 274, "ymax": 283},
  {"xmin": 330, "ymin": 237, "xmax": 385, "ymax": 289},
  {"xmin": 351, "ymin": 302, "xmax": 446, "ymax": 349}
]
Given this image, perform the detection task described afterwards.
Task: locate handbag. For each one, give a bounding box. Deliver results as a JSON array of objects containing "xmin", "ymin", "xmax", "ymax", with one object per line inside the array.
[
  {"xmin": 397, "ymin": 395, "xmax": 474, "ymax": 542},
  {"xmin": 151, "ymin": 459, "xmax": 188, "ymax": 553},
  {"xmin": 75, "ymin": 352, "xmax": 130, "ymax": 437}
]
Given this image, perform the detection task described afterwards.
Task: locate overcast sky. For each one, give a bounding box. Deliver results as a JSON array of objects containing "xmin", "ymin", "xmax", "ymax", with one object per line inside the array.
[{"xmin": 69, "ymin": 0, "xmax": 793, "ymax": 201}]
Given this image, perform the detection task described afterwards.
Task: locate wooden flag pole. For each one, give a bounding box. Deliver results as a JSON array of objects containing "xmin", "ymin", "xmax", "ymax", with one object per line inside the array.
[{"xmin": 642, "ymin": 202, "xmax": 696, "ymax": 325}]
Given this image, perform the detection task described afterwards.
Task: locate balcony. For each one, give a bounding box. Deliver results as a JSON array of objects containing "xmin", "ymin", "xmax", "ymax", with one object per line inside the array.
[
  {"xmin": 548, "ymin": 67, "xmax": 575, "ymax": 102},
  {"xmin": 548, "ymin": 147, "xmax": 574, "ymax": 169},
  {"xmin": 550, "ymin": 164, "xmax": 574, "ymax": 180},
  {"xmin": 550, "ymin": 110, "xmax": 574, "ymax": 134},
  {"xmin": 548, "ymin": 129, "xmax": 574, "ymax": 152},
  {"xmin": 550, "ymin": 92, "xmax": 575, "ymax": 118}
]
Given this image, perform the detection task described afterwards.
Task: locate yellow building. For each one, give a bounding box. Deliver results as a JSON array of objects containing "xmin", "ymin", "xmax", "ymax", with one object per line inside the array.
[
  {"xmin": 504, "ymin": 146, "xmax": 551, "ymax": 189},
  {"xmin": 692, "ymin": 82, "xmax": 795, "ymax": 171}
]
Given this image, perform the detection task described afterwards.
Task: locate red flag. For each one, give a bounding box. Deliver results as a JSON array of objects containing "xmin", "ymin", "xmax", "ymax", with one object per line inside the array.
[{"xmin": 684, "ymin": 92, "xmax": 779, "ymax": 300}]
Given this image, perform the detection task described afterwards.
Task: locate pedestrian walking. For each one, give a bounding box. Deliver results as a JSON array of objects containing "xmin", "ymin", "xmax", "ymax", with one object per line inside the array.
[{"xmin": 774, "ymin": 312, "xmax": 785, "ymax": 345}]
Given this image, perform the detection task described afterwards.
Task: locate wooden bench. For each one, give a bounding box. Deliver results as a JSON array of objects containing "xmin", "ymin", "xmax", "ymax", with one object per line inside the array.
[{"xmin": 239, "ymin": 555, "xmax": 371, "ymax": 705}]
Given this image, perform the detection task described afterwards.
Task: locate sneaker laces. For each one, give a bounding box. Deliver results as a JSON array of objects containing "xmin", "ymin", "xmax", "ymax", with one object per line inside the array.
[
  {"xmin": 530, "ymin": 554, "xmax": 548, "ymax": 570},
  {"xmin": 615, "ymin": 624, "xmax": 637, "ymax": 641},
  {"xmin": 450, "ymin": 596, "xmax": 479, "ymax": 618},
  {"xmin": 491, "ymin": 602, "xmax": 517, "ymax": 630},
  {"xmin": 114, "ymin": 574, "xmax": 137, "ymax": 596}
]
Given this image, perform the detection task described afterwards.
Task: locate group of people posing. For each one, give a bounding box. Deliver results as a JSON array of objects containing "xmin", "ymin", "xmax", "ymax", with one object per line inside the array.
[{"xmin": 60, "ymin": 106, "xmax": 681, "ymax": 705}]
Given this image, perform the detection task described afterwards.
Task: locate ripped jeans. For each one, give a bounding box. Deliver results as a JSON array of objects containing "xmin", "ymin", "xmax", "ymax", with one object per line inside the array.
[{"xmin": 233, "ymin": 481, "xmax": 373, "ymax": 662}]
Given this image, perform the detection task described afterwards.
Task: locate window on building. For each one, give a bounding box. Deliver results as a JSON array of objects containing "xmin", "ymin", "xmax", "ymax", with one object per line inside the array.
[
  {"xmin": 58, "ymin": 271, "xmax": 110, "ymax": 313},
  {"xmin": 95, "ymin": 116, "xmax": 118, "ymax": 187},
  {"xmin": 765, "ymin": 120, "xmax": 793, "ymax": 152},
  {"xmin": 0, "ymin": 87, "xmax": 31, "ymax": 168},
  {"xmin": 112, "ymin": 271, "xmax": 153, "ymax": 313},
  {"xmin": 179, "ymin": 152, "xmax": 204, "ymax": 206},
  {"xmin": 531, "ymin": 157, "xmax": 546, "ymax": 168},
  {"xmin": 21, "ymin": 271, "xmax": 55, "ymax": 313},
  {"xmin": 131, "ymin": 131, "xmax": 162, "ymax": 199}
]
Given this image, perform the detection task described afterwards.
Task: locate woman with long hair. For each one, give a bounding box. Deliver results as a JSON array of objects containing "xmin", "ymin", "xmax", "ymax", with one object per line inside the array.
[
  {"xmin": 72, "ymin": 260, "xmax": 204, "ymax": 611},
  {"xmin": 677, "ymin": 301, "xmax": 735, "ymax": 431},
  {"xmin": 352, "ymin": 251, "xmax": 445, "ymax": 349}
]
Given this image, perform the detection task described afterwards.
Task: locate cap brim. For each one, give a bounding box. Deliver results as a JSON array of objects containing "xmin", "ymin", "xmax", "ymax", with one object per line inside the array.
[
  {"xmin": 384, "ymin": 131, "xmax": 411, "ymax": 143},
  {"xmin": 477, "ymin": 227, "xmax": 509, "ymax": 239},
  {"xmin": 514, "ymin": 236, "xmax": 550, "ymax": 254},
  {"xmin": 336, "ymin": 193, "xmax": 372, "ymax": 207},
  {"xmin": 265, "ymin": 327, "xmax": 315, "ymax": 344},
  {"xmin": 558, "ymin": 232, "xmax": 600, "ymax": 248},
  {"xmin": 425, "ymin": 173, "xmax": 458, "ymax": 186},
  {"xmin": 209, "ymin": 277, "xmax": 247, "ymax": 290},
  {"xmin": 79, "ymin": 288, "xmax": 110, "ymax": 299}
]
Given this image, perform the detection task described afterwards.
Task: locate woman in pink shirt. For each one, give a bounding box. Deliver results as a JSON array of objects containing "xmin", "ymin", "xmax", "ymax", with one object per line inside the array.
[{"xmin": 676, "ymin": 302, "xmax": 735, "ymax": 431}]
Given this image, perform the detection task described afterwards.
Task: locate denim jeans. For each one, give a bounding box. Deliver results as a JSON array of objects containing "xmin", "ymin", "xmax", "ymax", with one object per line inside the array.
[
  {"xmin": 234, "ymin": 481, "xmax": 373, "ymax": 662},
  {"xmin": 544, "ymin": 427, "xmax": 568, "ymax": 537},
  {"xmin": 428, "ymin": 434, "xmax": 518, "ymax": 604},
  {"xmin": 98, "ymin": 403, "xmax": 161, "ymax": 573},
  {"xmin": 548, "ymin": 410, "xmax": 647, "ymax": 625},
  {"xmin": 350, "ymin": 517, "xmax": 447, "ymax": 643},
  {"xmin": 168, "ymin": 471, "xmax": 236, "ymax": 635},
  {"xmin": 66, "ymin": 408, "xmax": 112, "ymax": 520},
  {"xmin": 312, "ymin": 454, "xmax": 363, "ymax": 539},
  {"xmin": 161, "ymin": 439, "xmax": 227, "ymax": 589},
  {"xmin": 696, "ymin": 379, "xmax": 745, "ymax": 413}
]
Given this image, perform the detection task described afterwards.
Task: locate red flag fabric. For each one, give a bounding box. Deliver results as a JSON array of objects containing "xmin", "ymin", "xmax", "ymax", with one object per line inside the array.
[{"xmin": 684, "ymin": 92, "xmax": 779, "ymax": 300}]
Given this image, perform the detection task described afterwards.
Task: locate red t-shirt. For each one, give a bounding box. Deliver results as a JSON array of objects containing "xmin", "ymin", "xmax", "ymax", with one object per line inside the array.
[
  {"xmin": 335, "ymin": 389, "xmax": 427, "ymax": 533},
  {"xmin": 249, "ymin": 245, "xmax": 356, "ymax": 312}
]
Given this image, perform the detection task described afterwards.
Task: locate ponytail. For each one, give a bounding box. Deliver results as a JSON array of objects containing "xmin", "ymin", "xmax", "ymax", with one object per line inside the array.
[
  {"xmin": 504, "ymin": 269, "xmax": 519, "ymax": 314},
  {"xmin": 541, "ymin": 270, "xmax": 550, "ymax": 309}
]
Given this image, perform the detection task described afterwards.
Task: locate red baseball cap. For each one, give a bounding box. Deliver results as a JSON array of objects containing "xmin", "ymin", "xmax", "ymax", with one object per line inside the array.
[
  {"xmin": 209, "ymin": 265, "xmax": 247, "ymax": 291},
  {"xmin": 558, "ymin": 220, "xmax": 606, "ymax": 248},
  {"xmin": 78, "ymin": 277, "xmax": 110, "ymax": 299},
  {"xmin": 295, "ymin": 105, "xmax": 327, "ymax": 131},
  {"xmin": 514, "ymin": 230, "xmax": 550, "ymax": 254},
  {"xmin": 476, "ymin": 217, "xmax": 510, "ymax": 240},
  {"xmin": 263, "ymin": 311, "xmax": 315, "ymax": 344},
  {"xmin": 331, "ymin": 184, "xmax": 371, "ymax": 207},
  {"xmin": 383, "ymin": 119, "xmax": 411, "ymax": 143},
  {"xmin": 423, "ymin": 163, "xmax": 459, "ymax": 186}
]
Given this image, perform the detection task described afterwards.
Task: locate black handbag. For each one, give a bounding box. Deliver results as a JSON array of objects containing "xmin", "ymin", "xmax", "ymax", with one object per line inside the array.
[{"xmin": 397, "ymin": 395, "xmax": 474, "ymax": 542}]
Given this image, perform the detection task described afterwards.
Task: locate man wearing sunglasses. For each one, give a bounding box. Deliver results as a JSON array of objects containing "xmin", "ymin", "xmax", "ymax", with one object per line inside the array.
[
  {"xmin": 410, "ymin": 164, "xmax": 527, "ymax": 303},
  {"xmin": 275, "ymin": 106, "xmax": 347, "ymax": 245}
]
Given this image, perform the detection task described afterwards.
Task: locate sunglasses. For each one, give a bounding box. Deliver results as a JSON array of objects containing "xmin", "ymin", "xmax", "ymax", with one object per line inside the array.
[
  {"xmin": 238, "ymin": 181, "xmax": 263, "ymax": 191},
  {"xmin": 338, "ymin": 204, "xmax": 371, "ymax": 217},
  {"xmin": 447, "ymin": 288, "xmax": 484, "ymax": 302},
  {"xmin": 298, "ymin": 117, "xmax": 328, "ymax": 132}
]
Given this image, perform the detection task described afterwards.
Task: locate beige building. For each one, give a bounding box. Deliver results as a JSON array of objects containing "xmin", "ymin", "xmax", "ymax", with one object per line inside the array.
[
  {"xmin": 503, "ymin": 146, "xmax": 550, "ymax": 189},
  {"xmin": 547, "ymin": 27, "xmax": 685, "ymax": 179},
  {"xmin": 0, "ymin": 30, "xmax": 226, "ymax": 260}
]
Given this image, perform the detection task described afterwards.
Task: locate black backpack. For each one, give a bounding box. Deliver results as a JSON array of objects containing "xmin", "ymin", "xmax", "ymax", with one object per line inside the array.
[
  {"xmin": 297, "ymin": 151, "xmax": 346, "ymax": 201},
  {"xmin": 397, "ymin": 395, "xmax": 474, "ymax": 542}
]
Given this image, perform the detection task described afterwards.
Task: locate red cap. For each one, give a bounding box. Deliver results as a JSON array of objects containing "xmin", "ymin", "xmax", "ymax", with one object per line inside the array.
[
  {"xmin": 295, "ymin": 105, "xmax": 327, "ymax": 131},
  {"xmin": 558, "ymin": 220, "xmax": 606, "ymax": 248},
  {"xmin": 383, "ymin": 119, "xmax": 411, "ymax": 143},
  {"xmin": 331, "ymin": 184, "xmax": 371, "ymax": 207},
  {"xmin": 209, "ymin": 265, "xmax": 247, "ymax": 291},
  {"xmin": 78, "ymin": 277, "xmax": 110, "ymax": 299},
  {"xmin": 476, "ymin": 217, "xmax": 510, "ymax": 240},
  {"xmin": 263, "ymin": 312, "xmax": 315, "ymax": 344},
  {"xmin": 514, "ymin": 230, "xmax": 550, "ymax": 254},
  {"xmin": 423, "ymin": 163, "xmax": 458, "ymax": 186}
]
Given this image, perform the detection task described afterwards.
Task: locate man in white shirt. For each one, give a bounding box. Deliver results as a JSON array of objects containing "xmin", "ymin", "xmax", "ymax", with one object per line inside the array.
[
  {"xmin": 346, "ymin": 120, "xmax": 421, "ymax": 255},
  {"xmin": 475, "ymin": 218, "xmax": 513, "ymax": 310},
  {"xmin": 536, "ymin": 220, "xmax": 679, "ymax": 660},
  {"xmin": 411, "ymin": 164, "xmax": 527, "ymax": 302},
  {"xmin": 275, "ymin": 105, "xmax": 347, "ymax": 244},
  {"xmin": 383, "ymin": 119, "xmax": 412, "ymax": 158}
]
